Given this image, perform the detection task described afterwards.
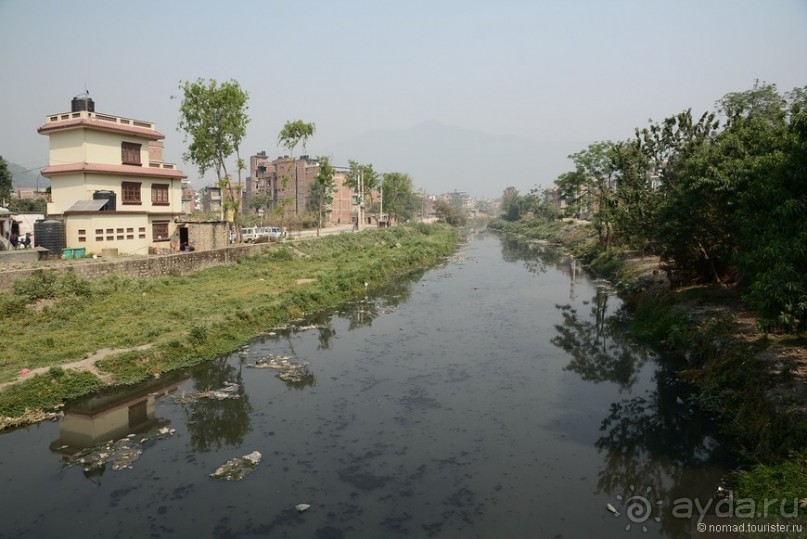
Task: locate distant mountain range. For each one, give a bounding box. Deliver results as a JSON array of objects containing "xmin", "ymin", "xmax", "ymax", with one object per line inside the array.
[
  {"xmin": 8, "ymin": 162, "xmax": 50, "ymax": 189},
  {"xmin": 323, "ymin": 121, "xmax": 586, "ymax": 198}
]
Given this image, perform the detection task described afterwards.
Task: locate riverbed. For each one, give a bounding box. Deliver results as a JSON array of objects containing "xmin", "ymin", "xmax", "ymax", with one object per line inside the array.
[{"xmin": 0, "ymin": 232, "xmax": 732, "ymax": 538}]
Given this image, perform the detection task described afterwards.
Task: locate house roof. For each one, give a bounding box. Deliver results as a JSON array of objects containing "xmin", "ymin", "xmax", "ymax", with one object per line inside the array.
[
  {"xmin": 37, "ymin": 118, "xmax": 165, "ymax": 140},
  {"xmin": 41, "ymin": 162, "xmax": 187, "ymax": 180}
]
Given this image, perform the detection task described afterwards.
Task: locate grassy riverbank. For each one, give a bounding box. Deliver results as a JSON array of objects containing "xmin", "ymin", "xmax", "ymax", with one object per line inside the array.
[
  {"xmin": 490, "ymin": 217, "xmax": 807, "ymax": 506},
  {"xmin": 0, "ymin": 223, "xmax": 459, "ymax": 428}
]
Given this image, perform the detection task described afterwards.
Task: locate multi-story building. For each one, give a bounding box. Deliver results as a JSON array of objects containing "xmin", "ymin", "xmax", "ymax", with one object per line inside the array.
[
  {"xmin": 38, "ymin": 96, "xmax": 186, "ymax": 255},
  {"xmin": 246, "ymin": 152, "xmax": 359, "ymax": 225},
  {"xmin": 199, "ymin": 185, "xmax": 223, "ymax": 215},
  {"xmin": 181, "ymin": 180, "xmax": 197, "ymax": 214}
]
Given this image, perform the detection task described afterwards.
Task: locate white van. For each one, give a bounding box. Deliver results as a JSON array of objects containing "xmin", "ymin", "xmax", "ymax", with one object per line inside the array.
[{"xmin": 240, "ymin": 226, "xmax": 286, "ymax": 243}]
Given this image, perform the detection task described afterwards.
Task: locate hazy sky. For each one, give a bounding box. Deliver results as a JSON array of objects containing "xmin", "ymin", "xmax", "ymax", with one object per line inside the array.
[{"xmin": 1, "ymin": 0, "xmax": 805, "ymax": 197}]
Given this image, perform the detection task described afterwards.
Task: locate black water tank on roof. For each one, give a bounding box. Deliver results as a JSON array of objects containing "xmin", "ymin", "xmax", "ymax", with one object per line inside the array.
[
  {"xmin": 71, "ymin": 96, "xmax": 95, "ymax": 112},
  {"xmin": 34, "ymin": 219, "xmax": 66, "ymax": 252},
  {"xmin": 93, "ymin": 190, "xmax": 116, "ymax": 211}
]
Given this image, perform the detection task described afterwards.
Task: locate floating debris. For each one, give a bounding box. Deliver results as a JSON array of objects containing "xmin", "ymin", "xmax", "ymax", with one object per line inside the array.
[
  {"xmin": 295, "ymin": 504, "xmax": 311, "ymax": 513},
  {"xmin": 174, "ymin": 381, "xmax": 241, "ymax": 403},
  {"xmin": 248, "ymin": 355, "xmax": 312, "ymax": 383},
  {"xmin": 68, "ymin": 425, "xmax": 175, "ymax": 473},
  {"xmin": 210, "ymin": 451, "xmax": 262, "ymax": 481}
]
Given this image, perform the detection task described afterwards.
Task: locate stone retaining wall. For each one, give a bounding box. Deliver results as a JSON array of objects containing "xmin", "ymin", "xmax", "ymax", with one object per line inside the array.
[{"xmin": 0, "ymin": 243, "xmax": 276, "ymax": 291}]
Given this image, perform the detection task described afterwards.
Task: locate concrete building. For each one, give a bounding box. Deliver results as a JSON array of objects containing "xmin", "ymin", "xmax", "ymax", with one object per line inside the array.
[{"xmin": 38, "ymin": 96, "xmax": 186, "ymax": 255}]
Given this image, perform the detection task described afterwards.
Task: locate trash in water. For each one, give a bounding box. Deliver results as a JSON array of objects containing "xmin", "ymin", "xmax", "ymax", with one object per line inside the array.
[
  {"xmin": 67, "ymin": 424, "xmax": 176, "ymax": 473},
  {"xmin": 210, "ymin": 451, "xmax": 262, "ymax": 481},
  {"xmin": 173, "ymin": 381, "xmax": 242, "ymax": 403},
  {"xmin": 248, "ymin": 355, "xmax": 313, "ymax": 383},
  {"xmin": 295, "ymin": 504, "xmax": 311, "ymax": 513}
]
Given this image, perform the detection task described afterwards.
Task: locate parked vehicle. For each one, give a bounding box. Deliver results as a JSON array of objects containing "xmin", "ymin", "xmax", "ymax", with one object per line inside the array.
[{"xmin": 240, "ymin": 226, "xmax": 286, "ymax": 243}]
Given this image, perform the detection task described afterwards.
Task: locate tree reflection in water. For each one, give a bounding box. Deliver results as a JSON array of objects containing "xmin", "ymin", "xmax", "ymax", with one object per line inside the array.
[
  {"xmin": 183, "ymin": 358, "xmax": 254, "ymax": 451},
  {"xmin": 495, "ymin": 234, "xmax": 732, "ymax": 538},
  {"xmin": 595, "ymin": 363, "xmax": 730, "ymax": 539},
  {"xmin": 553, "ymin": 287, "xmax": 649, "ymax": 391},
  {"xmin": 341, "ymin": 270, "xmax": 421, "ymax": 331}
]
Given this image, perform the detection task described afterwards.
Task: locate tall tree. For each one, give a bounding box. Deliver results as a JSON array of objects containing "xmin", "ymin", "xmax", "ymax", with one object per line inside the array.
[
  {"xmin": 276, "ymin": 120, "xmax": 316, "ymax": 230},
  {"xmin": 500, "ymin": 186, "xmax": 521, "ymax": 221},
  {"xmin": 345, "ymin": 160, "xmax": 380, "ymax": 205},
  {"xmin": 175, "ymin": 78, "xmax": 249, "ymax": 238},
  {"xmin": 565, "ymin": 141, "xmax": 619, "ymax": 250},
  {"xmin": 729, "ymin": 84, "xmax": 807, "ymax": 330},
  {"xmin": 310, "ymin": 155, "xmax": 335, "ymax": 237},
  {"xmin": 610, "ymin": 140, "xmax": 657, "ymax": 252},
  {"xmin": 0, "ymin": 156, "xmax": 11, "ymax": 204},
  {"xmin": 381, "ymin": 172, "xmax": 414, "ymax": 224}
]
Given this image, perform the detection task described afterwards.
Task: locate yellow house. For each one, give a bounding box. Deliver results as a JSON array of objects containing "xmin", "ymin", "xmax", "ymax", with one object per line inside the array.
[{"xmin": 38, "ymin": 96, "xmax": 186, "ymax": 255}]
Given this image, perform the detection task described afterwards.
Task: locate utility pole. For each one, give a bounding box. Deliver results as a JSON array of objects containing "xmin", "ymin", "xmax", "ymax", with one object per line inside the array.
[{"xmin": 379, "ymin": 183, "xmax": 383, "ymax": 227}]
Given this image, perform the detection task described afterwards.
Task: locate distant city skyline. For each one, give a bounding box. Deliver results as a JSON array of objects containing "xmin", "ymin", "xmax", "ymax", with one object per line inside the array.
[{"xmin": 1, "ymin": 0, "xmax": 805, "ymax": 198}]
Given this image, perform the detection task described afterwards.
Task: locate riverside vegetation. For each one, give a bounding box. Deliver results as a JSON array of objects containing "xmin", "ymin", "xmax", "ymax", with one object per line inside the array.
[
  {"xmin": 488, "ymin": 217, "xmax": 806, "ymax": 512},
  {"xmin": 486, "ymin": 81, "xmax": 806, "ymax": 514},
  {"xmin": 0, "ymin": 223, "xmax": 459, "ymax": 429}
]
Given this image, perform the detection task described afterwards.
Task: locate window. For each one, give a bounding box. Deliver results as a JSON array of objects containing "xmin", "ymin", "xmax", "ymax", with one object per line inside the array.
[
  {"xmin": 152, "ymin": 184, "xmax": 169, "ymax": 205},
  {"xmin": 152, "ymin": 221, "xmax": 169, "ymax": 242},
  {"xmin": 138, "ymin": 227, "xmax": 146, "ymax": 239},
  {"xmin": 78, "ymin": 229, "xmax": 86, "ymax": 243},
  {"xmin": 122, "ymin": 182, "xmax": 141, "ymax": 204},
  {"xmin": 121, "ymin": 142, "xmax": 141, "ymax": 165}
]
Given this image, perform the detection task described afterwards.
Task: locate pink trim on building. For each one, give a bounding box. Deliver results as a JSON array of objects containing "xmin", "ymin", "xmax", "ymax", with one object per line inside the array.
[
  {"xmin": 37, "ymin": 118, "xmax": 165, "ymax": 140},
  {"xmin": 42, "ymin": 162, "xmax": 187, "ymax": 180}
]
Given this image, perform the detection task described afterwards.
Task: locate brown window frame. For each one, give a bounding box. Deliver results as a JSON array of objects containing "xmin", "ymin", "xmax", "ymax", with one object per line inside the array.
[
  {"xmin": 152, "ymin": 184, "xmax": 170, "ymax": 206},
  {"xmin": 122, "ymin": 181, "xmax": 142, "ymax": 205},
  {"xmin": 121, "ymin": 142, "xmax": 142, "ymax": 166},
  {"xmin": 152, "ymin": 221, "xmax": 169, "ymax": 242}
]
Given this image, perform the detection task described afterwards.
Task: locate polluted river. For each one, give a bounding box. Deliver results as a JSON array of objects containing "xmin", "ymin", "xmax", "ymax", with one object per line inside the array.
[{"xmin": 0, "ymin": 232, "xmax": 734, "ymax": 539}]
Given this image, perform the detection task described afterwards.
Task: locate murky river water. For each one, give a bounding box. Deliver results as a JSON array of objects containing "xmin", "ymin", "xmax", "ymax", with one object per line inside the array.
[{"xmin": 0, "ymin": 233, "xmax": 733, "ymax": 538}]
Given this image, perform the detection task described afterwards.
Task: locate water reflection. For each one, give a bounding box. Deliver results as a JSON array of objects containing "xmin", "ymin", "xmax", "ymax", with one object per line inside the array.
[
  {"xmin": 553, "ymin": 289, "xmax": 649, "ymax": 391},
  {"xmin": 49, "ymin": 372, "xmax": 188, "ymax": 482},
  {"xmin": 502, "ymin": 237, "xmax": 728, "ymax": 538},
  {"xmin": 596, "ymin": 364, "xmax": 730, "ymax": 539},
  {"xmin": 183, "ymin": 357, "xmax": 253, "ymax": 451}
]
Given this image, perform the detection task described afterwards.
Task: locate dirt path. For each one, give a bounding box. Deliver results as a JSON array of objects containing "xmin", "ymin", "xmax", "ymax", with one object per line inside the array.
[{"xmin": 0, "ymin": 344, "xmax": 153, "ymax": 392}]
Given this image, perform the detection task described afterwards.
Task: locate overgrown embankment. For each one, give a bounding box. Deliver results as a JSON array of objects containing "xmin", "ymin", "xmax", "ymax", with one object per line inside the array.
[
  {"xmin": 490, "ymin": 217, "xmax": 807, "ymax": 505},
  {"xmin": 0, "ymin": 223, "xmax": 459, "ymax": 429}
]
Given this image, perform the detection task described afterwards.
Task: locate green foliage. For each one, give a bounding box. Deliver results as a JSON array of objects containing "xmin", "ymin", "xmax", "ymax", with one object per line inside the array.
[
  {"xmin": 12, "ymin": 270, "xmax": 58, "ymax": 301},
  {"xmin": 499, "ymin": 186, "xmax": 521, "ymax": 221},
  {"xmin": 0, "ymin": 369, "xmax": 102, "ymax": 418},
  {"xmin": 310, "ymin": 155, "xmax": 336, "ymax": 230},
  {"xmin": 175, "ymin": 78, "xmax": 250, "ymax": 179},
  {"xmin": 277, "ymin": 120, "xmax": 316, "ymax": 155},
  {"xmin": 434, "ymin": 199, "xmax": 467, "ymax": 226},
  {"xmin": 8, "ymin": 198, "xmax": 47, "ymax": 213},
  {"xmin": 381, "ymin": 171, "xmax": 415, "ymax": 222},
  {"xmin": 736, "ymin": 449, "xmax": 807, "ymax": 510},
  {"xmin": 543, "ymin": 82, "xmax": 807, "ymax": 332},
  {"xmin": 344, "ymin": 160, "xmax": 380, "ymax": 205},
  {"xmin": 0, "ymin": 155, "xmax": 11, "ymax": 202}
]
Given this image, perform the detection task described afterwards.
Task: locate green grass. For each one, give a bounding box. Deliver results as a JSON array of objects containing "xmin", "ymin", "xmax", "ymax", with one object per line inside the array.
[
  {"xmin": 736, "ymin": 449, "xmax": 807, "ymax": 513},
  {"xmin": 0, "ymin": 224, "xmax": 459, "ymax": 422}
]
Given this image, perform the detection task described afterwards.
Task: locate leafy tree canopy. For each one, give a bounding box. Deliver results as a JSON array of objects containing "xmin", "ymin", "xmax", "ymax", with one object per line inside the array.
[{"xmin": 176, "ymin": 78, "xmax": 250, "ymax": 179}]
